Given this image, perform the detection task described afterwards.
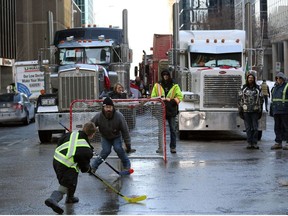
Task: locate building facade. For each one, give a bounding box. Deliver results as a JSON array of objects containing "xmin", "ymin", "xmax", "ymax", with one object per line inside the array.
[
  {"xmin": 0, "ymin": 0, "xmax": 16, "ymax": 93},
  {"xmin": 179, "ymin": 0, "xmax": 235, "ymax": 30},
  {"xmin": 267, "ymin": 0, "xmax": 288, "ymax": 77},
  {"xmin": 75, "ymin": 0, "xmax": 95, "ymax": 25},
  {"xmin": 0, "ymin": 0, "xmax": 81, "ymax": 92}
]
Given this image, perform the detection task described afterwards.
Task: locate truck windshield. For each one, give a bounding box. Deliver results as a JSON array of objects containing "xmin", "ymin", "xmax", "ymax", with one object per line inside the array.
[
  {"xmin": 59, "ymin": 47, "xmax": 111, "ymax": 65},
  {"xmin": 190, "ymin": 53, "xmax": 242, "ymax": 68}
]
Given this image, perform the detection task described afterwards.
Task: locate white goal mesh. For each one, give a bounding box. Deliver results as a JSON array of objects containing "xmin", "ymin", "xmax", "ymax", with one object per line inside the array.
[{"xmin": 69, "ymin": 98, "xmax": 167, "ymax": 161}]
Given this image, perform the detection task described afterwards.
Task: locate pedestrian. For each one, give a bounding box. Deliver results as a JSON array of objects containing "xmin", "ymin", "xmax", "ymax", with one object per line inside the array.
[
  {"xmin": 151, "ymin": 69, "xmax": 183, "ymax": 153},
  {"xmin": 108, "ymin": 82, "xmax": 127, "ymax": 99},
  {"xmin": 270, "ymin": 72, "xmax": 288, "ymax": 150},
  {"xmin": 238, "ymin": 73, "xmax": 263, "ymax": 149},
  {"xmin": 260, "ymin": 80, "xmax": 270, "ymax": 112},
  {"xmin": 45, "ymin": 122, "xmax": 97, "ymax": 214},
  {"xmin": 90, "ymin": 97, "xmax": 135, "ymax": 173}
]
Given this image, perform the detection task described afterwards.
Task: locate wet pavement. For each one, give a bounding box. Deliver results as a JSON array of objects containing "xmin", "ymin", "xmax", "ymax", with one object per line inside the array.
[{"xmin": 1, "ymin": 115, "xmax": 288, "ymax": 214}]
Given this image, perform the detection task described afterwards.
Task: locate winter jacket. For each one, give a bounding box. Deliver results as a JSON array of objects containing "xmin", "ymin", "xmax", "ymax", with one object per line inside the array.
[
  {"xmin": 53, "ymin": 131, "xmax": 94, "ymax": 188},
  {"xmin": 151, "ymin": 80, "xmax": 183, "ymax": 118},
  {"xmin": 238, "ymin": 84, "xmax": 263, "ymax": 119},
  {"xmin": 91, "ymin": 110, "xmax": 131, "ymax": 145},
  {"xmin": 271, "ymin": 82, "xmax": 288, "ymax": 114}
]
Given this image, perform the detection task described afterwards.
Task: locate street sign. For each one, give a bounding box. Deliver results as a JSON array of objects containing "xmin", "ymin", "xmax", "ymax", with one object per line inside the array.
[{"xmin": 276, "ymin": 62, "xmax": 281, "ymax": 72}]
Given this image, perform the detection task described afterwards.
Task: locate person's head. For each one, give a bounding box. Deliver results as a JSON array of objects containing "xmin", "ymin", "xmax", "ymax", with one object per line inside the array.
[
  {"xmin": 161, "ymin": 69, "xmax": 171, "ymax": 81},
  {"xmin": 135, "ymin": 76, "xmax": 141, "ymax": 82},
  {"xmin": 113, "ymin": 83, "xmax": 124, "ymax": 94},
  {"xmin": 82, "ymin": 122, "xmax": 97, "ymax": 139},
  {"xmin": 246, "ymin": 73, "xmax": 256, "ymax": 87},
  {"xmin": 262, "ymin": 80, "xmax": 266, "ymax": 83},
  {"xmin": 275, "ymin": 72, "xmax": 286, "ymax": 85},
  {"xmin": 102, "ymin": 97, "xmax": 115, "ymax": 119}
]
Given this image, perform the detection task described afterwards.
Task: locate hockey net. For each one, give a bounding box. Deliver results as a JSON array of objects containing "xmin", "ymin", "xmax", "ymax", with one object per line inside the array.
[{"xmin": 69, "ymin": 98, "xmax": 167, "ymax": 161}]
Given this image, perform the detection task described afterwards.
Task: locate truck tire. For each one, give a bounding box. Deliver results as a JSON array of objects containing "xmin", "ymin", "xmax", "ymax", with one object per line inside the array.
[
  {"xmin": 38, "ymin": 131, "xmax": 52, "ymax": 143},
  {"xmin": 258, "ymin": 130, "xmax": 262, "ymax": 141}
]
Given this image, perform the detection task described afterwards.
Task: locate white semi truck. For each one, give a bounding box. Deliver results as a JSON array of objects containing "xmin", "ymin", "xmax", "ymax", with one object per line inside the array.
[
  {"xmin": 35, "ymin": 9, "xmax": 133, "ymax": 143},
  {"xmin": 171, "ymin": 26, "xmax": 266, "ymax": 140}
]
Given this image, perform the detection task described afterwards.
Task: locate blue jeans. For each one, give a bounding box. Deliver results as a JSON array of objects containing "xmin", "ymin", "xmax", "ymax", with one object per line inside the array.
[
  {"xmin": 167, "ymin": 116, "xmax": 177, "ymax": 149},
  {"xmin": 91, "ymin": 136, "xmax": 131, "ymax": 169},
  {"xmin": 243, "ymin": 112, "xmax": 259, "ymax": 144}
]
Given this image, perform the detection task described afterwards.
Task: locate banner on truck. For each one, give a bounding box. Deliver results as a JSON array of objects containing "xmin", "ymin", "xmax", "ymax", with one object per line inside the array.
[{"xmin": 15, "ymin": 62, "xmax": 44, "ymax": 99}]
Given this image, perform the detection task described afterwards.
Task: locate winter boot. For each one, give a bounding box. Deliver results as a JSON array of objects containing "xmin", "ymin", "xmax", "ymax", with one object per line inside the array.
[
  {"xmin": 65, "ymin": 196, "xmax": 79, "ymax": 204},
  {"xmin": 65, "ymin": 187, "xmax": 79, "ymax": 204},
  {"xmin": 45, "ymin": 191, "xmax": 64, "ymax": 214}
]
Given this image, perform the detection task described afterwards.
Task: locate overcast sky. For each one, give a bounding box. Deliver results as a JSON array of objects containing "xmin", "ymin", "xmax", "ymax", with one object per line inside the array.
[{"xmin": 93, "ymin": 0, "xmax": 172, "ymax": 78}]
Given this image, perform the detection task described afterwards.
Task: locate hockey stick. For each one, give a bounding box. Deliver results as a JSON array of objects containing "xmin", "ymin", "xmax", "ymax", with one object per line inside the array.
[
  {"xmin": 91, "ymin": 172, "xmax": 147, "ymax": 203},
  {"xmin": 58, "ymin": 122, "xmax": 133, "ymax": 176}
]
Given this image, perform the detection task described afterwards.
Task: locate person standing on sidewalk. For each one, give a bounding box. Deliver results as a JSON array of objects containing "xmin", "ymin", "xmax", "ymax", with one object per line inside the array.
[
  {"xmin": 238, "ymin": 73, "xmax": 263, "ymax": 149},
  {"xmin": 151, "ymin": 69, "xmax": 183, "ymax": 153},
  {"xmin": 260, "ymin": 80, "xmax": 270, "ymax": 112},
  {"xmin": 45, "ymin": 122, "xmax": 97, "ymax": 214},
  {"xmin": 90, "ymin": 97, "xmax": 135, "ymax": 173},
  {"xmin": 270, "ymin": 72, "xmax": 288, "ymax": 150}
]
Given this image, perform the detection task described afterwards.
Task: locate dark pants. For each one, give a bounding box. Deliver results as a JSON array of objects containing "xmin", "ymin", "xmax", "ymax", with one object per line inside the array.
[
  {"xmin": 243, "ymin": 112, "xmax": 259, "ymax": 144},
  {"xmin": 274, "ymin": 114, "xmax": 288, "ymax": 144},
  {"xmin": 263, "ymin": 95, "xmax": 269, "ymax": 111},
  {"xmin": 167, "ymin": 116, "xmax": 177, "ymax": 149}
]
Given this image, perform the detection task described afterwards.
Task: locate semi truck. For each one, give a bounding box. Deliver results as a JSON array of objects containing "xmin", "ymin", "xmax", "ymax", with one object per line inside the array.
[
  {"xmin": 170, "ymin": 4, "xmax": 266, "ymax": 140},
  {"xmin": 35, "ymin": 9, "xmax": 132, "ymax": 143}
]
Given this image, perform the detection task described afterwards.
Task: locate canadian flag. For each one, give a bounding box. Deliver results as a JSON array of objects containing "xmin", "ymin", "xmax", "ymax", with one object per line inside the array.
[
  {"xmin": 97, "ymin": 66, "xmax": 110, "ymax": 90},
  {"xmin": 103, "ymin": 67, "xmax": 111, "ymax": 90}
]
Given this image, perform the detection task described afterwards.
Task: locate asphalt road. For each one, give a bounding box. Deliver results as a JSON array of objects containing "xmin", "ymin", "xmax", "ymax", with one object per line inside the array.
[{"xmin": 1, "ymin": 114, "xmax": 288, "ymax": 215}]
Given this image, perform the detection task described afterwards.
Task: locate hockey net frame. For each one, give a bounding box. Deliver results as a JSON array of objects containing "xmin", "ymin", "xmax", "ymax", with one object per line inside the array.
[{"xmin": 69, "ymin": 98, "xmax": 167, "ymax": 162}]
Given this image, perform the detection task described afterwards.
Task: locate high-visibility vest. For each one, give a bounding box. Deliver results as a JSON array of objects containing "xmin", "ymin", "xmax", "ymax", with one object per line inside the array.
[
  {"xmin": 54, "ymin": 132, "xmax": 91, "ymax": 172},
  {"xmin": 153, "ymin": 83, "xmax": 181, "ymax": 104},
  {"xmin": 272, "ymin": 83, "xmax": 288, "ymax": 103}
]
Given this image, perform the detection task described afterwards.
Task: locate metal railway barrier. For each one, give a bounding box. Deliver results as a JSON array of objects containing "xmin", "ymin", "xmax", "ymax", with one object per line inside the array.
[{"xmin": 69, "ymin": 98, "xmax": 167, "ymax": 162}]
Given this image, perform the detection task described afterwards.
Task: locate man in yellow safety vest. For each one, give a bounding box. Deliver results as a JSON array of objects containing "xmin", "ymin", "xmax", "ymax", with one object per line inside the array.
[{"xmin": 45, "ymin": 122, "xmax": 97, "ymax": 214}]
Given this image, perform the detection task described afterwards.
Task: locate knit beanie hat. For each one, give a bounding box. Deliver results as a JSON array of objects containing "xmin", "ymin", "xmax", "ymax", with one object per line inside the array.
[
  {"xmin": 276, "ymin": 72, "xmax": 286, "ymax": 80},
  {"xmin": 103, "ymin": 97, "xmax": 114, "ymax": 106}
]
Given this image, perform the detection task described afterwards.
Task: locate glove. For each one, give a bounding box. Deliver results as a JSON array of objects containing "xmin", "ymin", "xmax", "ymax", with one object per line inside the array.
[{"xmin": 125, "ymin": 144, "xmax": 136, "ymax": 154}]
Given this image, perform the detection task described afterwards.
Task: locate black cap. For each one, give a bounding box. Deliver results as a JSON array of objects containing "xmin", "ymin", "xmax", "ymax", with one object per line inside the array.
[
  {"xmin": 103, "ymin": 97, "xmax": 114, "ymax": 106},
  {"xmin": 161, "ymin": 69, "xmax": 170, "ymax": 77}
]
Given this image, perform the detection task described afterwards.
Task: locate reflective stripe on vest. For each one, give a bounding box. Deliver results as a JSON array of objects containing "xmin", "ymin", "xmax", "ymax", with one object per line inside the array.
[
  {"xmin": 155, "ymin": 83, "xmax": 178, "ymax": 98},
  {"xmin": 272, "ymin": 83, "xmax": 288, "ymax": 103},
  {"xmin": 54, "ymin": 132, "xmax": 90, "ymax": 172}
]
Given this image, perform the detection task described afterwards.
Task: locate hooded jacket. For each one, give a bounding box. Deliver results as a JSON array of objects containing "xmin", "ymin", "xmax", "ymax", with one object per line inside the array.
[
  {"xmin": 238, "ymin": 73, "xmax": 263, "ymax": 114},
  {"xmin": 151, "ymin": 70, "xmax": 183, "ymax": 118}
]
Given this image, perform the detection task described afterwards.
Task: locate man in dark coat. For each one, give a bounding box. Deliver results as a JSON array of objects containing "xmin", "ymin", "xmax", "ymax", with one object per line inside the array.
[{"xmin": 45, "ymin": 122, "xmax": 97, "ymax": 214}]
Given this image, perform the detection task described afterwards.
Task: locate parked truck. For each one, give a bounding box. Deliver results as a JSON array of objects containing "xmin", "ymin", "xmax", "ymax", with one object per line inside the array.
[
  {"xmin": 137, "ymin": 34, "xmax": 172, "ymax": 95},
  {"xmin": 14, "ymin": 60, "xmax": 44, "ymax": 101},
  {"xmin": 170, "ymin": 4, "xmax": 266, "ymax": 140},
  {"xmin": 35, "ymin": 9, "xmax": 132, "ymax": 143}
]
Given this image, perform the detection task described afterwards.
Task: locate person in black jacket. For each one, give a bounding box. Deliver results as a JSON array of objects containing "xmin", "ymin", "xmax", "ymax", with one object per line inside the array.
[
  {"xmin": 45, "ymin": 122, "xmax": 97, "ymax": 214},
  {"xmin": 238, "ymin": 73, "xmax": 263, "ymax": 149}
]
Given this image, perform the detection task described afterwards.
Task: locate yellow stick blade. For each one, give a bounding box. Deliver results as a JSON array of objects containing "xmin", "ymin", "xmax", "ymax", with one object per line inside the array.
[{"xmin": 124, "ymin": 195, "xmax": 147, "ymax": 203}]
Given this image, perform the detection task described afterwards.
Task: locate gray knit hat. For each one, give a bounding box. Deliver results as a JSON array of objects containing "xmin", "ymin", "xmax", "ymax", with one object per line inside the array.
[{"xmin": 276, "ymin": 72, "xmax": 286, "ymax": 80}]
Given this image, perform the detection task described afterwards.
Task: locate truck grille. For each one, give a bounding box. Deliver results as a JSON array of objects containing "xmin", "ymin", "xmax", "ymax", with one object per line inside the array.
[
  {"xmin": 59, "ymin": 70, "xmax": 99, "ymax": 111},
  {"xmin": 203, "ymin": 75, "xmax": 242, "ymax": 108}
]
